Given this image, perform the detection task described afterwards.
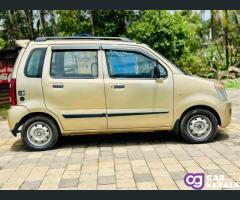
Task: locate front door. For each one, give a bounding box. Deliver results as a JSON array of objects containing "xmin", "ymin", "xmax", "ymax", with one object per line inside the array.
[
  {"xmin": 102, "ymin": 47, "xmax": 173, "ymax": 129},
  {"xmin": 42, "ymin": 45, "xmax": 107, "ymax": 131}
]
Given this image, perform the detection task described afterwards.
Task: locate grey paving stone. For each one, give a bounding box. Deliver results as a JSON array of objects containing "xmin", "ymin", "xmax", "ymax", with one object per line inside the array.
[
  {"xmin": 20, "ymin": 181, "xmax": 41, "ymax": 190},
  {"xmin": 134, "ymin": 173, "xmax": 154, "ymax": 183},
  {"xmin": 169, "ymin": 172, "xmax": 186, "ymax": 181},
  {"xmin": 98, "ymin": 176, "xmax": 116, "ymax": 185},
  {"xmin": 59, "ymin": 178, "xmax": 79, "ymax": 188}
]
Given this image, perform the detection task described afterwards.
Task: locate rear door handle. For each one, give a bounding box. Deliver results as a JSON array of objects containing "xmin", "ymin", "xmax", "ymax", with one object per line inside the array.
[
  {"xmin": 52, "ymin": 83, "xmax": 64, "ymax": 88},
  {"xmin": 113, "ymin": 84, "xmax": 125, "ymax": 89}
]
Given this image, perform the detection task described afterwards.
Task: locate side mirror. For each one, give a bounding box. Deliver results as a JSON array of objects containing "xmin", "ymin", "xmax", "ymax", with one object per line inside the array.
[
  {"xmin": 154, "ymin": 67, "xmax": 164, "ymax": 83},
  {"xmin": 153, "ymin": 66, "xmax": 160, "ymax": 78}
]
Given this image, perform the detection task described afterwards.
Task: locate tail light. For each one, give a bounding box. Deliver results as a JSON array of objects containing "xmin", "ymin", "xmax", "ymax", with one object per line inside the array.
[{"xmin": 10, "ymin": 79, "xmax": 17, "ymax": 106}]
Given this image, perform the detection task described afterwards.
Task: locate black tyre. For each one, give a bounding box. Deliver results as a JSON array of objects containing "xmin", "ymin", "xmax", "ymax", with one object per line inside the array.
[
  {"xmin": 21, "ymin": 115, "xmax": 60, "ymax": 151},
  {"xmin": 180, "ymin": 108, "xmax": 218, "ymax": 143}
]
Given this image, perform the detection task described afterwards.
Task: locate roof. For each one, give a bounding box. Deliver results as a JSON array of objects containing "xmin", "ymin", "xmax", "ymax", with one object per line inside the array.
[
  {"xmin": 16, "ymin": 37, "xmax": 138, "ymax": 48},
  {"xmin": 35, "ymin": 36, "xmax": 134, "ymax": 43}
]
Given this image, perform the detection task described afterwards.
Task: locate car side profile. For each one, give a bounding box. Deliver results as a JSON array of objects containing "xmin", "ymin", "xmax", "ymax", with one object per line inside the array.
[{"xmin": 8, "ymin": 37, "xmax": 232, "ymax": 150}]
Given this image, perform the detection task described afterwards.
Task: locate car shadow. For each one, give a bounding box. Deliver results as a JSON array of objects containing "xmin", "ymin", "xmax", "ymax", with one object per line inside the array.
[{"xmin": 10, "ymin": 129, "xmax": 230, "ymax": 152}]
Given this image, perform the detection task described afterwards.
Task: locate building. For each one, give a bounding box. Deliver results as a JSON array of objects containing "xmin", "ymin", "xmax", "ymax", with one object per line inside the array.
[{"xmin": 0, "ymin": 49, "xmax": 18, "ymax": 105}]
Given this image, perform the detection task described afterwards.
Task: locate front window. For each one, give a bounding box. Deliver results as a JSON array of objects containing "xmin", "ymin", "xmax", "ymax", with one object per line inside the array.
[
  {"xmin": 50, "ymin": 50, "xmax": 98, "ymax": 78},
  {"xmin": 106, "ymin": 50, "xmax": 167, "ymax": 78},
  {"xmin": 145, "ymin": 45, "xmax": 185, "ymax": 75}
]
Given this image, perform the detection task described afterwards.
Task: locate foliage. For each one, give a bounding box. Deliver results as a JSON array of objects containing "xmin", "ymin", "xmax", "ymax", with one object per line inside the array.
[
  {"xmin": 127, "ymin": 11, "xmax": 202, "ymax": 63},
  {"xmin": 0, "ymin": 10, "xmax": 240, "ymax": 78},
  {"xmin": 57, "ymin": 10, "xmax": 91, "ymax": 36},
  {"xmin": 223, "ymin": 79, "xmax": 240, "ymax": 89},
  {"xmin": 0, "ymin": 104, "xmax": 10, "ymax": 119},
  {"xmin": 0, "ymin": 38, "xmax": 5, "ymax": 49}
]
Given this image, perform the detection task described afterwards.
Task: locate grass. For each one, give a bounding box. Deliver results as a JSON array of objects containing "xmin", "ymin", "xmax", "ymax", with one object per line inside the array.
[
  {"xmin": 0, "ymin": 104, "xmax": 10, "ymax": 119},
  {"xmin": 223, "ymin": 79, "xmax": 240, "ymax": 89}
]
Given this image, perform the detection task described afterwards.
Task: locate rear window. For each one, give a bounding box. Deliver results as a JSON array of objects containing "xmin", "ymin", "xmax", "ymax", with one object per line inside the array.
[
  {"xmin": 50, "ymin": 50, "xmax": 98, "ymax": 79},
  {"xmin": 24, "ymin": 48, "xmax": 46, "ymax": 78}
]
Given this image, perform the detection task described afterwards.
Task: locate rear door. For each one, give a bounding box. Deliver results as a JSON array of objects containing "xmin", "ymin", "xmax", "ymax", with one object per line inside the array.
[{"xmin": 42, "ymin": 45, "xmax": 107, "ymax": 131}]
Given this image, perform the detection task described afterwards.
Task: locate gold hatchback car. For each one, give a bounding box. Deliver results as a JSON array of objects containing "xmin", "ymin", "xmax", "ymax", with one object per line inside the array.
[{"xmin": 8, "ymin": 37, "xmax": 232, "ymax": 150}]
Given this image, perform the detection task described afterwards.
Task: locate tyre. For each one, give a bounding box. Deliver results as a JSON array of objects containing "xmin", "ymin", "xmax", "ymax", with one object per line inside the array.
[
  {"xmin": 21, "ymin": 115, "xmax": 60, "ymax": 151},
  {"xmin": 180, "ymin": 108, "xmax": 218, "ymax": 143}
]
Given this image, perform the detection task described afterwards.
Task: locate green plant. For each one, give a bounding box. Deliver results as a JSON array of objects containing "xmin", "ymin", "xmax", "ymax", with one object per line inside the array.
[
  {"xmin": 223, "ymin": 79, "xmax": 240, "ymax": 89},
  {"xmin": 0, "ymin": 104, "xmax": 10, "ymax": 119}
]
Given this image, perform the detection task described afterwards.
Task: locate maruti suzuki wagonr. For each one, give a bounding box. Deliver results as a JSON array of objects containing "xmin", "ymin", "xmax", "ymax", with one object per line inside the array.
[{"xmin": 8, "ymin": 37, "xmax": 232, "ymax": 150}]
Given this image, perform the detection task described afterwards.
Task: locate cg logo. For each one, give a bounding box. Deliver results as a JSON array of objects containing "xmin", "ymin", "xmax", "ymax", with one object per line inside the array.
[{"xmin": 184, "ymin": 173, "xmax": 205, "ymax": 190}]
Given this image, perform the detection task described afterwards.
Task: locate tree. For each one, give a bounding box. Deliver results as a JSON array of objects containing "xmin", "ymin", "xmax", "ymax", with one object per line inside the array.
[
  {"xmin": 57, "ymin": 10, "xmax": 91, "ymax": 36},
  {"xmin": 24, "ymin": 10, "xmax": 35, "ymax": 39},
  {"xmin": 127, "ymin": 11, "xmax": 201, "ymax": 64}
]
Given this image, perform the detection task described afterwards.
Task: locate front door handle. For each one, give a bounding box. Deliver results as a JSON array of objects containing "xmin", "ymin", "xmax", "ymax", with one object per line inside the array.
[
  {"xmin": 113, "ymin": 84, "xmax": 125, "ymax": 89},
  {"xmin": 52, "ymin": 83, "xmax": 64, "ymax": 88}
]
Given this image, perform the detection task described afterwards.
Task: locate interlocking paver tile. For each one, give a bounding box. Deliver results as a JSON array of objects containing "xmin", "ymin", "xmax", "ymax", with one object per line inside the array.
[
  {"xmin": 97, "ymin": 184, "xmax": 116, "ymax": 190},
  {"xmin": 116, "ymin": 179, "xmax": 136, "ymax": 189},
  {"xmin": 136, "ymin": 182, "xmax": 157, "ymax": 190},
  {"xmin": 59, "ymin": 178, "xmax": 79, "ymax": 188},
  {"xmin": 78, "ymin": 181, "xmax": 97, "ymax": 190},
  {"xmin": 134, "ymin": 173, "xmax": 154, "ymax": 183},
  {"xmin": 98, "ymin": 175, "xmax": 115, "ymax": 185},
  {"xmin": 169, "ymin": 172, "xmax": 186, "ymax": 181},
  {"xmin": 20, "ymin": 181, "xmax": 41, "ymax": 190},
  {"xmin": 39, "ymin": 175, "xmax": 61, "ymax": 190},
  {"xmin": 25, "ymin": 166, "xmax": 49, "ymax": 182},
  {"xmin": 66, "ymin": 164, "xmax": 81, "ymax": 171}
]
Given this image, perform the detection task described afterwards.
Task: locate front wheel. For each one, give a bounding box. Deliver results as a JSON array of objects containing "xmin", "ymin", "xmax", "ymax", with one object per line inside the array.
[
  {"xmin": 21, "ymin": 115, "xmax": 60, "ymax": 151},
  {"xmin": 180, "ymin": 108, "xmax": 218, "ymax": 143}
]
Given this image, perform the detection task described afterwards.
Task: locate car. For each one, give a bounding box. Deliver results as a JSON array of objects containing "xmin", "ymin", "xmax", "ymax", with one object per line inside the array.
[{"xmin": 8, "ymin": 36, "xmax": 232, "ymax": 150}]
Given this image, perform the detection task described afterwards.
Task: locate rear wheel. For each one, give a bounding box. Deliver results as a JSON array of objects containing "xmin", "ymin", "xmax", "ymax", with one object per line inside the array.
[
  {"xmin": 180, "ymin": 108, "xmax": 218, "ymax": 143},
  {"xmin": 21, "ymin": 115, "xmax": 60, "ymax": 151}
]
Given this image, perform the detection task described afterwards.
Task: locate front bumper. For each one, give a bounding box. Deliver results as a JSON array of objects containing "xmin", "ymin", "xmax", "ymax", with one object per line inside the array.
[{"xmin": 217, "ymin": 101, "xmax": 232, "ymax": 128}]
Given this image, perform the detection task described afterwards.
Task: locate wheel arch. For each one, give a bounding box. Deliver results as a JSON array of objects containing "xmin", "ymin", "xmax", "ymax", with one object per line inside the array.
[
  {"xmin": 18, "ymin": 112, "xmax": 63, "ymax": 133},
  {"xmin": 172, "ymin": 105, "xmax": 221, "ymax": 135},
  {"xmin": 180, "ymin": 105, "xmax": 221, "ymax": 126}
]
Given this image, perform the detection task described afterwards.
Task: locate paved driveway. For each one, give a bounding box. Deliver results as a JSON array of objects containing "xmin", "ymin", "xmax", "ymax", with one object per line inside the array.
[{"xmin": 0, "ymin": 90, "xmax": 239, "ymax": 190}]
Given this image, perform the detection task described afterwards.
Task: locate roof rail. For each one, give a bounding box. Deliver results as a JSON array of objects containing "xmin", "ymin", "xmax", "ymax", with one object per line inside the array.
[{"xmin": 35, "ymin": 36, "xmax": 133, "ymax": 42}]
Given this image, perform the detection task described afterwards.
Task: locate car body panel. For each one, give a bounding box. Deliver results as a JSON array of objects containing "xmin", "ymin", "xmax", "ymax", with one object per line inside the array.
[{"xmin": 8, "ymin": 38, "xmax": 232, "ymax": 137}]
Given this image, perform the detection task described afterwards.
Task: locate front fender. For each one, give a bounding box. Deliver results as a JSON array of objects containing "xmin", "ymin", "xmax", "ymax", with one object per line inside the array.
[{"xmin": 174, "ymin": 93, "xmax": 221, "ymax": 123}]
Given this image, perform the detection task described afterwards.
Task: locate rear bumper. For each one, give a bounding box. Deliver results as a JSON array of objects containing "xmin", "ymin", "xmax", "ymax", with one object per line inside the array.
[
  {"xmin": 8, "ymin": 105, "xmax": 29, "ymax": 136},
  {"xmin": 11, "ymin": 123, "xmax": 19, "ymax": 137},
  {"xmin": 217, "ymin": 101, "xmax": 232, "ymax": 128}
]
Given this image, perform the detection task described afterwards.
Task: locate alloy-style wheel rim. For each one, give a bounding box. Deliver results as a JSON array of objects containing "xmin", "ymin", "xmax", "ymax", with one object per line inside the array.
[
  {"xmin": 187, "ymin": 115, "xmax": 212, "ymax": 140},
  {"xmin": 27, "ymin": 122, "xmax": 52, "ymax": 146}
]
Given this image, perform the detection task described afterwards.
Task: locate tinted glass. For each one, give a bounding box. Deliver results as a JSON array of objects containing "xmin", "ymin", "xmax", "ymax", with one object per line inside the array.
[
  {"xmin": 25, "ymin": 48, "xmax": 46, "ymax": 77},
  {"xmin": 106, "ymin": 50, "xmax": 158, "ymax": 78},
  {"xmin": 159, "ymin": 64, "xmax": 167, "ymax": 78},
  {"xmin": 51, "ymin": 50, "xmax": 98, "ymax": 78}
]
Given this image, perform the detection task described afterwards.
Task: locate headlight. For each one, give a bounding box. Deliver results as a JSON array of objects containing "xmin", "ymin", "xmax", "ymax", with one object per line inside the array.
[{"xmin": 215, "ymin": 83, "xmax": 227, "ymax": 101}]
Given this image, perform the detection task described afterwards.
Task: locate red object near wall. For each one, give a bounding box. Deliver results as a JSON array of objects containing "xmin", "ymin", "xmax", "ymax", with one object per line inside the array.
[
  {"xmin": 0, "ymin": 49, "xmax": 18, "ymax": 105},
  {"xmin": 0, "ymin": 65, "xmax": 14, "ymax": 84}
]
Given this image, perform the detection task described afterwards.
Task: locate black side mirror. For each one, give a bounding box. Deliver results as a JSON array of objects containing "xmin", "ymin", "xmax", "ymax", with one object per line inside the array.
[{"xmin": 153, "ymin": 66, "xmax": 160, "ymax": 78}]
